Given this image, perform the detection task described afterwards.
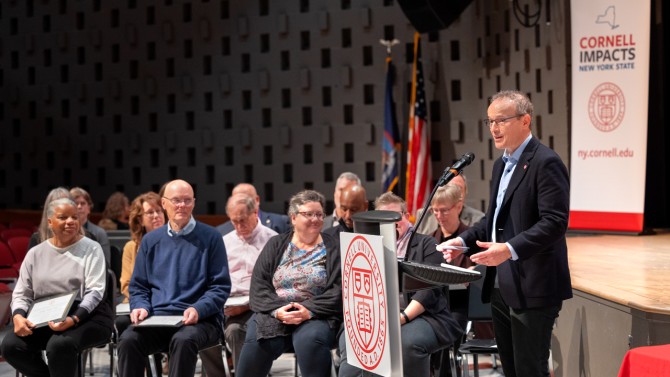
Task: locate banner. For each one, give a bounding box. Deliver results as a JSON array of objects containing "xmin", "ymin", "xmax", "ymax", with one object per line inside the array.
[
  {"xmin": 569, "ymin": 0, "xmax": 650, "ymax": 232},
  {"xmin": 382, "ymin": 57, "xmax": 400, "ymax": 194},
  {"xmin": 405, "ymin": 33, "xmax": 432, "ymax": 221}
]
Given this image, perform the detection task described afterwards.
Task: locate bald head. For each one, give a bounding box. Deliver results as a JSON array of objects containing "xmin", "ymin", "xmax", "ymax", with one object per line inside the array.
[
  {"xmin": 161, "ymin": 179, "xmax": 195, "ymax": 230},
  {"xmin": 339, "ymin": 185, "xmax": 368, "ymax": 229},
  {"xmin": 232, "ymin": 183, "xmax": 260, "ymax": 207},
  {"xmin": 447, "ymin": 174, "xmax": 468, "ymax": 198}
]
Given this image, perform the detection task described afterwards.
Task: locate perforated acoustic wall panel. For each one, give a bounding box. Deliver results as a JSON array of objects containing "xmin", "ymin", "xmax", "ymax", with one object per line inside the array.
[
  {"xmin": 433, "ymin": 0, "xmax": 570, "ymax": 212},
  {"xmin": 0, "ymin": 0, "xmax": 570, "ymax": 217}
]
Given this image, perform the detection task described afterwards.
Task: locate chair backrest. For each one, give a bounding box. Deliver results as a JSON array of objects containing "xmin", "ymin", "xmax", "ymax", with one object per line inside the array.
[
  {"xmin": 0, "ymin": 242, "xmax": 15, "ymax": 266},
  {"xmin": 0, "ymin": 228, "xmax": 32, "ymax": 242},
  {"xmin": 7, "ymin": 236, "xmax": 30, "ymax": 264},
  {"xmin": 9, "ymin": 220, "xmax": 38, "ymax": 231},
  {"xmin": 105, "ymin": 268, "xmax": 118, "ymax": 312},
  {"xmin": 109, "ymin": 245, "xmax": 123, "ymax": 288},
  {"xmin": 107, "ymin": 231, "xmax": 131, "ymax": 256},
  {"xmin": 467, "ymin": 265, "xmax": 492, "ymax": 321}
]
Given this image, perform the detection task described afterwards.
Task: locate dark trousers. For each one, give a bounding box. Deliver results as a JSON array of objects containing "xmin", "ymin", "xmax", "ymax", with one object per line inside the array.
[
  {"xmin": 199, "ymin": 310, "xmax": 253, "ymax": 375},
  {"xmin": 338, "ymin": 317, "xmax": 440, "ymax": 377},
  {"xmin": 115, "ymin": 315, "xmax": 164, "ymax": 376},
  {"xmin": 0, "ymin": 321, "xmax": 111, "ymax": 377},
  {"xmin": 117, "ymin": 319, "xmax": 220, "ymax": 377},
  {"xmin": 491, "ymin": 289, "xmax": 561, "ymax": 377},
  {"xmin": 236, "ymin": 314, "xmax": 336, "ymax": 377}
]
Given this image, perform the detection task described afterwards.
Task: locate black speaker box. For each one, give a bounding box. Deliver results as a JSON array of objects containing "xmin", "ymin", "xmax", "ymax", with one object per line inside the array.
[{"xmin": 397, "ymin": 0, "xmax": 473, "ymax": 33}]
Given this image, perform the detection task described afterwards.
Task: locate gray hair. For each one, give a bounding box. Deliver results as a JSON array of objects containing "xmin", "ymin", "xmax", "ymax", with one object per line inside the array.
[
  {"xmin": 431, "ymin": 185, "xmax": 462, "ymax": 207},
  {"xmin": 226, "ymin": 193, "xmax": 256, "ymax": 215},
  {"xmin": 287, "ymin": 190, "xmax": 326, "ymax": 217},
  {"xmin": 336, "ymin": 172, "xmax": 361, "ymax": 185},
  {"xmin": 38, "ymin": 187, "xmax": 73, "ymax": 241},
  {"xmin": 490, "ymin": 90, "xmax": 534, "ymax": 119},
  {"xmin": 47, "ymin": 198, "xmax": 77, "ymax": 218}
]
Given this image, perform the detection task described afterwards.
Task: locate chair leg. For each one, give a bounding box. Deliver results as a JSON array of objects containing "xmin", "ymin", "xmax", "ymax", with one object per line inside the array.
[
  {"xmin": 89, "ymin": 348, "xmax": 95, "ymax": 375},
  {"xmin": 222, "ymin": 349, "xmax": 232, "ymax": 377},
  {"xmin": 472, "ymin": 355, "xmax": 479, "ymax": 377},
  {"xmin": 109, "ymin": 343, "xmax": 115, "ymax": 377},
  {"xmin": 448, "ymin": 348, "xmax": 459, "ymax": 377},
  {"xmin": 77, "ymin": 352, "xmax": 85, "ymax": 377},
  {"xmin": 148, "ymin": 354, "xmax": 159, "ymax": 377},
  {"xmin": 461, "ymin": 354, "xmax": 469, "ymax": 377},
  {"xmin": 294, "ymin": 353, "xmax": 300, "ymax": 377}
]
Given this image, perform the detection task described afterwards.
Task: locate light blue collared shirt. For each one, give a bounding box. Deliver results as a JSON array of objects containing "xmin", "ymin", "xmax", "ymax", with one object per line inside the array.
[
  {"xmin": 493, "ymin": 134, "xmax": 533, "ymax": 260},
  {"xmin": 167, "ymin": 216, "xmax": 197, "ymax": 237}
]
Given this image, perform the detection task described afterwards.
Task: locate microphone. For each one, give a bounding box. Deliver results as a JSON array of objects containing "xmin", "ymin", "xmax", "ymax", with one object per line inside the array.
[
  {"xmin": 406, "ymin": 151, "xmax": 476, "ymax": 261},
  {"xmin": 437, "ymin": 152, "xmax": 475, "ymax": 187}
]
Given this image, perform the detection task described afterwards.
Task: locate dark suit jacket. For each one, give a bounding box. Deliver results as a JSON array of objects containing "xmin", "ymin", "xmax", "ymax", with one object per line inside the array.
[
  {"xmin": 460, "ymin": 137, "xmax": 572, "ymax": 309},
  {"xmin": 216, "ymin": 210, "xmax": 291, "ymax": 236}
]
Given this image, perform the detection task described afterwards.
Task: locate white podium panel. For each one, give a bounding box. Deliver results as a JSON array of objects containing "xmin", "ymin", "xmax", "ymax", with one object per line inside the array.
[{"xmin": 341, "ymin": 232, "xmax": 402, "ymax": 377}]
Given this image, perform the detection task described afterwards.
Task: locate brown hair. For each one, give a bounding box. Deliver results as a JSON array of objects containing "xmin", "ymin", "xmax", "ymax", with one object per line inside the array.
[
  {"xmin": 69, "ymin": 187, "xmax": 94, "ymax": 207},
  {"xmin": 101, "ymin": 192, "xmax": 130, "ymax": 221},
  {"xmin": 128, "ymin": 192, "xmax": 164, "ymax": 250}
]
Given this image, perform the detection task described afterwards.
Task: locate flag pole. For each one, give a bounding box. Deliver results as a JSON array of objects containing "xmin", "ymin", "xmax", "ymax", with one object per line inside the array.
[{"xmin": 404, "ymin": 32, "xmax": 431, "ymax": 223}]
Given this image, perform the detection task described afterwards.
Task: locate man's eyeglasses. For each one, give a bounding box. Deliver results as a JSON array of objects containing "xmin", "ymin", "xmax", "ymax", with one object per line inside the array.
[
  {"xmin": 163, "ymin": 197, "xmax": 195, "ymax": 206},
  {"xmin": 484, "ymin": 114, "xmax": 524, "ymax": 128},
  {"xmin": 298, "ymin": 211, "xmax": 325, "ymax": 220}
]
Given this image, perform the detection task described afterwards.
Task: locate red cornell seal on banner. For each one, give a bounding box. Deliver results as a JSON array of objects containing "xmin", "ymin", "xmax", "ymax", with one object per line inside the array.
[
  {"xmin": 342, "ymin": 235, "xmax": 386, "ymax": 370},
  {"xmin": 588, "ymin": 82, "xmax": 625, "ymax": 132}
]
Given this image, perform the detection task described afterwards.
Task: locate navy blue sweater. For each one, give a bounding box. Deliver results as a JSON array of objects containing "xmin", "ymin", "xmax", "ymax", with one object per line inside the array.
[{"xmin": 129, "ymin": 222, "xmax": 231, "ymax": 324}]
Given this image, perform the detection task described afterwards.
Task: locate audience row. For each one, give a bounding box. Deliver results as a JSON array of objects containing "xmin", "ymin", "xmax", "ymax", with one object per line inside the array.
[{"xmin": 0, "ymin": 172, "xmax": 482, "ymax": 377}]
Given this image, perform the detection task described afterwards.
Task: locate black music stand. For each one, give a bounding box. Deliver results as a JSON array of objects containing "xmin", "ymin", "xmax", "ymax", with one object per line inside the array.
[{"xmin": 352, "ymin": 211, "xmax": 481, "ymax": 293}]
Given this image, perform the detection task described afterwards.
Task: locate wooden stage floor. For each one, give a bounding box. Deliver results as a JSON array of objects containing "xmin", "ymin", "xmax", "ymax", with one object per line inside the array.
[
  {"xmin": 552, "ymin": 230, "xmax": 670, "ymax": 377},
  {"xmin": 567, "ymin": 230, "xmax": 670, "ymax": 314}
]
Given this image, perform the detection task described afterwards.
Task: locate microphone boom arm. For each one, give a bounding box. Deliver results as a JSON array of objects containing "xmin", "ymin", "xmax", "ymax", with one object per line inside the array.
[{"xmin": 407, "ymin": 152, "xmax": 475, "ymax": 260}]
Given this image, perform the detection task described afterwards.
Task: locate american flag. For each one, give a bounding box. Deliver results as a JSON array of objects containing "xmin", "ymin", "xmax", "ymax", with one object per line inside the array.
[{"xmin": 405, "ymin": 33, "xmax": 431, "ymax": 221}]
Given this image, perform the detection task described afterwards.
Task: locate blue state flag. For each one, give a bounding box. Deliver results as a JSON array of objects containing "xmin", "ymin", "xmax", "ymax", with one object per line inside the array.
[{"xmin": 382, "ymin": 57, "xmax": 400, "ymax": 193}]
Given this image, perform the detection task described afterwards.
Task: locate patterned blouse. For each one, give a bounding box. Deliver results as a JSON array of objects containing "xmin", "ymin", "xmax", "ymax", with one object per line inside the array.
[{"xmin": 272, "ymin": 241, "xmax": 328, "ymax": 302}]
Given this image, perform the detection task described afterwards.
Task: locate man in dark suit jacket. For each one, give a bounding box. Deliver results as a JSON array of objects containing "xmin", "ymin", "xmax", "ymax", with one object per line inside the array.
[
  {"xmin": 441, "ymin": 90, "xmax": 571, "ymax": 377},
  {"xmin": 323, "ymin": 184, "xmax": 367, "ymax": 239},
  {"xmin": 216, "ymin": 183, "xmax": 291, "ymax": 235}
]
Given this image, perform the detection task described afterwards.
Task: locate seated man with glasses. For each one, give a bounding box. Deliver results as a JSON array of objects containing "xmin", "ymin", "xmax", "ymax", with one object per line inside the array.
[
  {"xmin": 216, "ymin": 183, "xmax": 291, "ymax": 236},
  {"xmin": 338, "ymin": 192, "xmax": 462, "ymax": 377},
  {"xmin": 200, "ymin": 192, "xmax": 278, "ymax": 374},
  {"xmin": 117, "ymin": 179, "xmax": 231, "ymax": 377}
]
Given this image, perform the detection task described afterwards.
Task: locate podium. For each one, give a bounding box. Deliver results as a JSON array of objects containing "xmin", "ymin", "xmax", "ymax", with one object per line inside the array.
[{"xmin": 340, "ymin": 211, "xmax": 481, "ymax": 377}]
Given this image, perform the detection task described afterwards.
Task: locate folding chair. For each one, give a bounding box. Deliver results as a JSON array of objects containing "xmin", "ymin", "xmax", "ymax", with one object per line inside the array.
[{"xmin": 453, "ymin": 264, "xmax": 499, "ymax": 377}]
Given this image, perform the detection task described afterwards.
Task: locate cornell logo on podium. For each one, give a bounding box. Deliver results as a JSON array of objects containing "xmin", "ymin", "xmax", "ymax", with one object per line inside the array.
[
  {"xmin": 342, "ymin": 235, "xmax": 387, "ymax": 370},
  {"xmin": 588, "ymin": 82, "xmax": 625, "ymax": 132}
]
